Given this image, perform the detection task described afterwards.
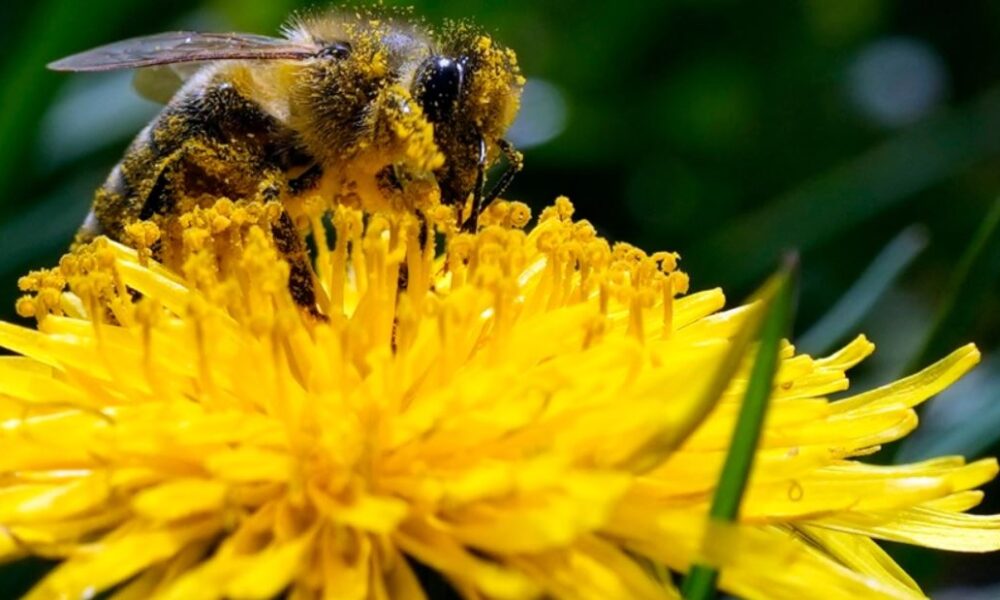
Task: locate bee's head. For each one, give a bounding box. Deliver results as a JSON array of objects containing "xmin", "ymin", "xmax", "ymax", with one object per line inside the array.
[
  {"xmin": 413, "ymin": 30, "xmax": 523, "ymax": 205},
  {"xmin": 289, "ymin": 14, "xmax": 438, "ymax": 167}
]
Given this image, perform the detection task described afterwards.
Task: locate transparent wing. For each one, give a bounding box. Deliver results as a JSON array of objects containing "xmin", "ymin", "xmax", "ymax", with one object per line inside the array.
[
  {"xmin": 131, "ymin": 64, "xmax": 204, "ymax": 104},
  {"xmin": 48, "ymin": 31, "xmax": 322, "ymax": 72}
]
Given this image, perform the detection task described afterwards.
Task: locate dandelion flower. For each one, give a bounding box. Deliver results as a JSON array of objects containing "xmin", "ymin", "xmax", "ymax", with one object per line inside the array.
[{"xmin": 0, "ymin": 192, "xmax": 997, "ymax": 600}]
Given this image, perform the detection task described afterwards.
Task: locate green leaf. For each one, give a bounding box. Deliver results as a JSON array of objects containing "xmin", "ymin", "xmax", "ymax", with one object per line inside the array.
[
  {"xmin": 682, "ymin": 259, "xmax": 797, "ymax": 600},
  {"xmin": 798, "ymin": 225, "xmax": 927, "ymax": 356}
]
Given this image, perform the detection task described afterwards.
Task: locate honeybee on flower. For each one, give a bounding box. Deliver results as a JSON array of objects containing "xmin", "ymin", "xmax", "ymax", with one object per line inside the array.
[{"xmin": 50, "ymin": 8, "xmax": 524, "ymax": 315}]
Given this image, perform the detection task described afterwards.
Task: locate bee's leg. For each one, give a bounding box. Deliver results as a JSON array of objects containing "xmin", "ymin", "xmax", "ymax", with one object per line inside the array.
[
  {"xmin": 138, "ymin": 157, "xmax": 183, "ymax": 221},
  {"xmin": 392, "ymin": 213, "xmax": 430, "ymax": 352},
  {"xmin": 258, "ymin": 181, "xmax": 281, "ymax": 203},
  {"xmin": 233, "ymin": 173, "xmax": 329, "ymax": 319},
  {"xmin": 481, "ymin": 139, "xmax": 523, "ymax": 211},
  {"xmin": 248, "ymin": 165, "xmax": 326, "ymax": 319},
  {"xmin": 460, "ymin": 137, "xmax": 489, "ymax": 233},
  {"xmin": 375, "ymin": 164, "xmax": 405, "ymax": 194},
  {"xmin": 251, "ymin": 164, "xmax": 328, "ymax": 319},
  {"xmin": 137, "ymin": 145, "xmax": 220, "ymax": 223},
  {"xmin": 271, "ymin": 208, "xmax": 326, "ymax": 320},
  {"xmin": 461, "ymin": 139, "xmax": 522, "ymax": 233},
  {"xmin": 396, "ymin": 213, "xmax": 429, "ymax": 294},
  {"xmin": 288, "ymin": 164, "xmax": 323, "ymax": 195},
  {"xmin": 132, "ymin": 154, "xmax": 194, "ymax": 262},
  {"xmin": 135, "ymin": 147, "xmax": 324, "ymax": 319}
]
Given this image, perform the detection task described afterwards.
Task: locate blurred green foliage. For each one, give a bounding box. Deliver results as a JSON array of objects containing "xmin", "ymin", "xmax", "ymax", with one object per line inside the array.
[{"xmin": 1, "ymin": 0, "xmax": 999, "ymax": 593}]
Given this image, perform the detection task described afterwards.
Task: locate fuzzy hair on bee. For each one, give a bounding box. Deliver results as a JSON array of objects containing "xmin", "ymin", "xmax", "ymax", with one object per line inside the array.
[{"xmin": 49, "ymin": 8, "xmax": 525, "ymax": 316}]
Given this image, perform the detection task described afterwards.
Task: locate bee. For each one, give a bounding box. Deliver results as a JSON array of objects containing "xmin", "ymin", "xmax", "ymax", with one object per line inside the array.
[{"xmin": 48, "ymin": 9, "xmax": 525, "ymax": 314}]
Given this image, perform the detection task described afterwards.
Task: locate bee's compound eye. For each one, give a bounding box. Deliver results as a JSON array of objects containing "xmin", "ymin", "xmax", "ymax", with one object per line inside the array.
[
  {"xmin": 415, "ymin": 56, "xmax": 464, "ymax": 123},
  {"xmin": 318, "ymin": 42, "xmax": 351, "ymax": 59}
]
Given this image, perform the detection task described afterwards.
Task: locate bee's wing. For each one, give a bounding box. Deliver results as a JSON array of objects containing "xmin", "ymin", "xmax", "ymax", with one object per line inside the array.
[
  {"xmin": 131, "ymin": 64, "xmax": 204, "ymax": 104},
  {"xmin": 48, "ymin": 31, "xmax": 322, "ymax": 72}
]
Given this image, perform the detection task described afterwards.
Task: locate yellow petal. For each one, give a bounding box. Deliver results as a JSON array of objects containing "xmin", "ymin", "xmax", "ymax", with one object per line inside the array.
[
  {"xmin": 205, "ymin": 447, "xmax": 293, "ymax": 483},
  {"xmin": 309, "ymin": 486, "xmax": 409, "ymax": 534},
  {"xmin": 315, "ymin": 527, "xmax": 372, "ymax": 600},
  {"xmin": 798, "ymin": 525, "xmax": 921, "ymax": 597},
  {"xmin": 510, "ymin": 535, "xmax": 678, "ymax": 600},
  {"xmin": 0, "ymin": 526, "xmax": 24, "ymax": 562},
  {"xmin": 25, "ymin": 518, "xmax": 221, "ymax": 600},
  {"xmin": 440, "ymin": 471, "xmax": 629, "ymax": 554},
  {"xmin": 225, "ymin": 533, "xmax": 314, "ymax": 599},
  {"xmin": 0, "ymin": 476, "xmax": 110, "ymax": 524},
  {"xmin": 380, "ymin": 545, "xmax": 429, "ymax": 600},
  {"xmin": 833, "ymin": 344, "xmax": 980, "ymax": 413},
  {"xmin": 0, "ymin": 357, "xmax": 85, "ymax": 406},
  {"xmin": 818, "ymin": 505, "xmax": 1000, "ymax": 552},
  {"xmin": 158, "ymin": 531, "xmax": 314, "ymax": 600},
  {"xmin": 395, "ymin": 519, "xmax": 541, "ymax": 599},
  {"xmin": 132, "ymin": 479, "xmax": 228, "ymax": 521}
]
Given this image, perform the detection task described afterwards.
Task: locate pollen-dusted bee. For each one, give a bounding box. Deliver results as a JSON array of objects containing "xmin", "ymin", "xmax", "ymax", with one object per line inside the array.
[{"xmin": 49, "ymin": 10, "xmax": 525, "ymax": 314}]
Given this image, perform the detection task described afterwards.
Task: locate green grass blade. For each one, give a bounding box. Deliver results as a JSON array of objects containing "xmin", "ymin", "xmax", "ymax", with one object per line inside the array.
[
  {"xmin": 682, "ymin": 260, "xmax": 797, "ymax": 600},
  {"xmin": 682, "ymin": 563, "xmax": 721, "ymax": 600},
  {"xmin": 629, "ymin": 268, "xmax": 780, "ymax": 473},
  {"xmin": 710, "ymin": 270, "xmax": 795, "ymax": 520},
  {"xmin": 903, "ymin": 198, "xmax": 1000, "ymax": 377},
  {"xmin": 798, "ymin": 225, "xmax": 928, "ymax": 356}
]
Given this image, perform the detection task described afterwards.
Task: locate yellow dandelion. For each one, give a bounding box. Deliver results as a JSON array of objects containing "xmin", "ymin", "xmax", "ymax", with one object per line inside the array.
[{"xmin": 0, "ymin": 192, "xmax": 997, "ymax": 600}]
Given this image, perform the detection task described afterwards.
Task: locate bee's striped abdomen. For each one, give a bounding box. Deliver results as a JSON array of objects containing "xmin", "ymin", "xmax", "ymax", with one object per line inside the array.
[{"xmin": 85, "ymin": 68, "xmax": 313, "ymax": 244}]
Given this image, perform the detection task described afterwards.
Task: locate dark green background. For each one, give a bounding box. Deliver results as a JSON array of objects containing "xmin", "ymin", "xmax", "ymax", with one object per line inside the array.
[{"xmin": 0, "ymin": 0, "xmax": 998, "ymax": 595}]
